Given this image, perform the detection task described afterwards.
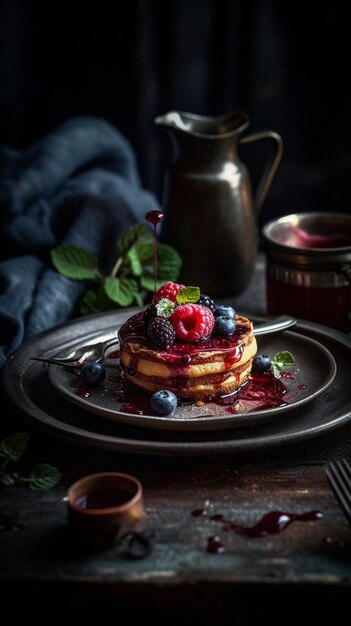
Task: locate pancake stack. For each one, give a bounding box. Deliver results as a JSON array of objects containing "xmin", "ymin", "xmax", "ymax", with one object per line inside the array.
[{"xmin": 119, "ymin": 311, "xmax": 257, "ymax": 401}]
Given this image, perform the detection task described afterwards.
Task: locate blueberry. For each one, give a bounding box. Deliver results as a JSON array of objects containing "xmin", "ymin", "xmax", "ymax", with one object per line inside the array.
[
  {"xmin": 214, "ymin": 305, "xmax": 236, "ymax": 320},
  {"xmin": 252, "ymin": 354, "xmax": 272, "ymax": 374},
  {"xmin": 214, "ymin": 316, "xmax": 236, "ymax": 335},
  {"xmin": 80, "ymin": 362, "xmax": 106, "ymax": 387},
  {"xmin": 150, "ymin": 390, "xmax": 177, "ymax": 415}
]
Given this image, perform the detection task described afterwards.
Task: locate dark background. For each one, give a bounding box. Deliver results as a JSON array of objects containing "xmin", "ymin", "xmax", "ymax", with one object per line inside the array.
[{"xmin": 0, "ymin": 0, "xmax": 350, "ymax": 225}]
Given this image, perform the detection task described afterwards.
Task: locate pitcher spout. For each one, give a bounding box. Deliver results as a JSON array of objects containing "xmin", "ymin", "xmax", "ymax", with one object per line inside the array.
[{"xmin": 154, "ymin": 110, "xmax": 250, "ymax": 138}]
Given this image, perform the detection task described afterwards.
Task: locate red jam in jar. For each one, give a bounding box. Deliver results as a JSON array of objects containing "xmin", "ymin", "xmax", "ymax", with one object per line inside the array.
[{"xmin": 263, "ymin": 213, "xmax": 351, "ymax": 333}]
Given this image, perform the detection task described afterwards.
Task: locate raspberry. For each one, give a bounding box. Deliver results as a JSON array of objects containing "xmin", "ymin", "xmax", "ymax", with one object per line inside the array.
[
  {"xmin": 197, "ymin": 293, "xmax": 216, "ymax": 312},
  {"xmin": 147, "ymin": 317, "xmax": 175, "ymax": 349},
  {"xmin": 170, "ymin": 304, "xmax": 215, "ymax": 342},
  {"xmin": 154, "ymin": 281, "xmax": 185, "ymax": 303}
]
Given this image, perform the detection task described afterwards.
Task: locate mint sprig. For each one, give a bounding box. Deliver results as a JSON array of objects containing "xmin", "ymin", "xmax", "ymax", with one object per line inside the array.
[
  {"xmin": 156, "ymin": 298, "xmax": 175, "ymax": 317},
  {"xmin": 272, "ymin": 351, "xmax": 295, "ymax": 377},
  {"xmin": 51, "ymin": 245, "xmax": 101, "ymax": 280},
  {"xmin": 176, "ymin": 286, "xmax": 200, "ymax": 305},
  {"xmin": 51, "ymin": 223, "xmax": 182, "ymax": 314},
  {"xmin": 0, "ymin": 433, "xmax": 61, "ymax": 492}
]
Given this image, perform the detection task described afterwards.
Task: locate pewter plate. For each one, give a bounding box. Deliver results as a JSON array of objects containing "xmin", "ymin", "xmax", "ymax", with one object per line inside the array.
[
  {"xmin": 2, "ymin": 309, "xmax": 349, "ymax": 457},
  {"xmin": 47, "ymin": 324, "xmax": 337, "ymax": 432}
]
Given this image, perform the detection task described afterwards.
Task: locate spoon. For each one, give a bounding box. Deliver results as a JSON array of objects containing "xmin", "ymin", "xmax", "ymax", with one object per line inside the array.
[{"xmin": 253, "ymin": 315, "xmax": 296, "ymax": 335}]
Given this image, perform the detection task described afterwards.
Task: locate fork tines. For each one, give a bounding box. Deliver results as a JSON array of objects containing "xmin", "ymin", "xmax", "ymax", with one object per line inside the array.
[{"xmin": 325, "ymin": 458, "xmax": 351, "ymax": 525}]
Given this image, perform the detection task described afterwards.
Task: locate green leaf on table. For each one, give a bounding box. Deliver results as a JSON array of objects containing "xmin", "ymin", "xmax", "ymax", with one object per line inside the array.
[
  {"xmin": 0, "ymin": 473, "xmax": 18, "ymax": 487},
  {"xmin": 117, "ymin": 223, "xmax": 151, "ymax": 256},
  {"xmin": 176, "ymin": 286, "xmax": 200, "ymax": 305},
  {"xmin": 0, "ymin": 432, "xmax": 29, "ymax": 461},
  {"xmin": 272, "ymin": 351, "xmax": 295, "ymax": 377},
  {"xmin": 29, "ymin": 464, "xmax": 62, "ymax": 491},
  {"xmin": 51, "ymin": 245, "xmax": 99, "ymax": 280},
  {"xmin": 104, "ymin": 276, "xmax": 138, "ymax": 306}
]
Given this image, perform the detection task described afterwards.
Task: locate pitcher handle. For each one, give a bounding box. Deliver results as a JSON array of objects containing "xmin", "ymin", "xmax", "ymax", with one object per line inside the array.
[{"xmin": 239, "ymin": 130, "xmax": 283, "ymax": 213}]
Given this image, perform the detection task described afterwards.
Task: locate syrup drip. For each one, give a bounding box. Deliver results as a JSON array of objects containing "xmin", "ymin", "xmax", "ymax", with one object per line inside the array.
[
  {"xmin": 192, "ymin": 508, "xmax": 322, "ymax": 551},
  {"xmin": 207, "ymin": 536, "xmax": 225, "ymax": 554},
  {"xmin": 109, "ymin": 350, "xmax": 120, "ymax": 359},
  {"xmin": 192, "ymin": 508, "xmax": 209, "ymax": 517},
  {"xmin": 280, "ymin": 371, "xmax": 295, "ymax": 379},
  {"xmin": 145, "ymin": 210, "xmax": 164, "ymax": 298},
  {"xmin": 120, "ymin": 402, "xmax": 148, "ymax": 415},
  {"xmin": 119, "ymin": 311, "xmax": 246, "ymax": 371},
  {"xmin": 74, "ymin": 387, "xmax": 91, "ymax": 398},
  {"xmin": 213, "ymin": 371, "xmax": 288, "ymax": 414},
  {"xmin": 209, "ymin": 510, "xmax": 323, "ymax": 537},
  {"xmin": 113, "ymin": 366, "xmax": 290, "ymax": 416}
]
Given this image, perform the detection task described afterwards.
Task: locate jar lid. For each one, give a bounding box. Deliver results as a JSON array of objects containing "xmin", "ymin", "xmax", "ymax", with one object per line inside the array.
[{"xmin": 262, "ymin": 212, "xmax": 351, "ymax": 269}]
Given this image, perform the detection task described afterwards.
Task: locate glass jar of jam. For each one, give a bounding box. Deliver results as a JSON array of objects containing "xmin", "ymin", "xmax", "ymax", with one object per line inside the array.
[{"xmin": 263, "ymin": 212, "xmax": 351, "ymax": 333}]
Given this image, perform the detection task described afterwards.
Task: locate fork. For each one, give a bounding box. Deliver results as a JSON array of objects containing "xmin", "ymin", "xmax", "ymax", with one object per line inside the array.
[
  {"xmin": 31, "ymin": 334, "xmax": 119, "ymax": 368},
  {"xmin": 325, "ymin": 458, "xmax": 351, "ymax": 525}
]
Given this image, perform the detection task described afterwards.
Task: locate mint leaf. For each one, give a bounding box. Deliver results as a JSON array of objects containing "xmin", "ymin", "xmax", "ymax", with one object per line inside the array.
[
  {"xmin": 134, "ymin": 240, "xmax": 154, "ymax": 262},
  {"xmin": 117, "ymin": 223, "xmax": 151, "ymax": 256},
  {"xmin": 176, "ymin": 286, "xmax": 200, "ymax": 305},
  {"xmin": 140, "ymin": 275, "xmax": 165, "ymax": 292},
  {"xmin": 104, "ymin": 276, "xmax": 138, "ymax": 306},
  {"xmin": 156, "ymin": 244, "xmax": 182, "ymax": 280},
  {"xmin": 156, "ymin": 298, "xmax": 175, "ymax": 317},
  {"xmin": 133, "ymin": 292, "xmax": 144, "ymax": 307},
  {"xmin": 29, "ymin": 464, "xmax": 62, "ymax": 491},
  {"xmin": 51, "ymin": 245, "xmax": 99, "ymax": 280},
  {"xmin": 79, "ymin": 287, "xmax": 112, "ymax": 315},
  {"xmin": 127, "ymin": 245, "xmax": 143, "ymax": 276},
  {"xmin": 0, "ymin": 473, "xmax": 18, "ymax": 487},
  {"xmin": 0, "ymin": 432, "xmax": 29, "ymax": 461},
  {"xmin": 272, "ymin": 351, "xmax": 295, "ymax": 377}
]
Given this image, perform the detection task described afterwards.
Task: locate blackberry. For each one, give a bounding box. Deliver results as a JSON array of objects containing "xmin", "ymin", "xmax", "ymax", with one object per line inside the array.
[
  {"xmin": 147, "ymin": 316, "xmax": 175, "ymax": 349},
  {"xmin": 143, "ymin": 304, "xmax": 157, "ymax": 327},
  {"xmin": 197, "ymin": 293, "xmax": 216, "ymax": 312}
]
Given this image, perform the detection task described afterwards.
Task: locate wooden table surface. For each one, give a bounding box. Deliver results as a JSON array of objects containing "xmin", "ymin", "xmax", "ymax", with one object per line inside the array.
[{"xmin": 1, "ymin": 257, "xmax": 350, "ymax": 625}]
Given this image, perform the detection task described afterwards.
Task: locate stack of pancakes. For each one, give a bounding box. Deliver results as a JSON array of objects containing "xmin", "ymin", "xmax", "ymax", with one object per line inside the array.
[{"xmin": 119, "ymin": 313, "xmax": 257, "ymax": 400}]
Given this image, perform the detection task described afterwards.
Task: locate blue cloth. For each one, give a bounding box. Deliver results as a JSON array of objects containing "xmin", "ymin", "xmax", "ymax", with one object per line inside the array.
[{"xmin": 0, "ymin": 117, "xmax": 160, "ymax": 366}]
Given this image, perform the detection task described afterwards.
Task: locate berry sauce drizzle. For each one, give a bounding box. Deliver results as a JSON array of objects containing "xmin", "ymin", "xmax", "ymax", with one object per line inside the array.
[
  {"xmin": 114, "ymin": 310, "xmax": 293, "ymax": 416},
  {"xmin": 191, "ymin": 508, "xmax": 323, "ymax": 552},
  {"xmin": 119, "ymin": 311, "xmax": 247, "ymax": 368},
  {"xmin": 74, "ymin": 387, "xmax": 91, "ymax": 398},
  {"xmin": 145, "ymin": 210, "xmax": 164, "ymax": 298}
]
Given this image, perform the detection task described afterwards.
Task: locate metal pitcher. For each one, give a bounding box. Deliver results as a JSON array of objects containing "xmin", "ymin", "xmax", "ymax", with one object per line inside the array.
[{"xmin": 155, "ymin": 110, "xmax": 283, "ymax": 296}]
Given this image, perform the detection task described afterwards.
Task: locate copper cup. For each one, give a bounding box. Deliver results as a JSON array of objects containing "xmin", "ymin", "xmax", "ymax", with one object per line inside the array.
[{"xmin": 67, "ymin": 472, "xmax": 144, "ymax": 546}]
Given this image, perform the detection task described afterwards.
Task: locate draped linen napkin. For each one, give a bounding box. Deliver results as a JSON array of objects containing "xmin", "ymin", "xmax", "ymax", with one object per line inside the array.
[{"xmin": 0, "ymin": 117, "xmax": 160, "ymax": 366}]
